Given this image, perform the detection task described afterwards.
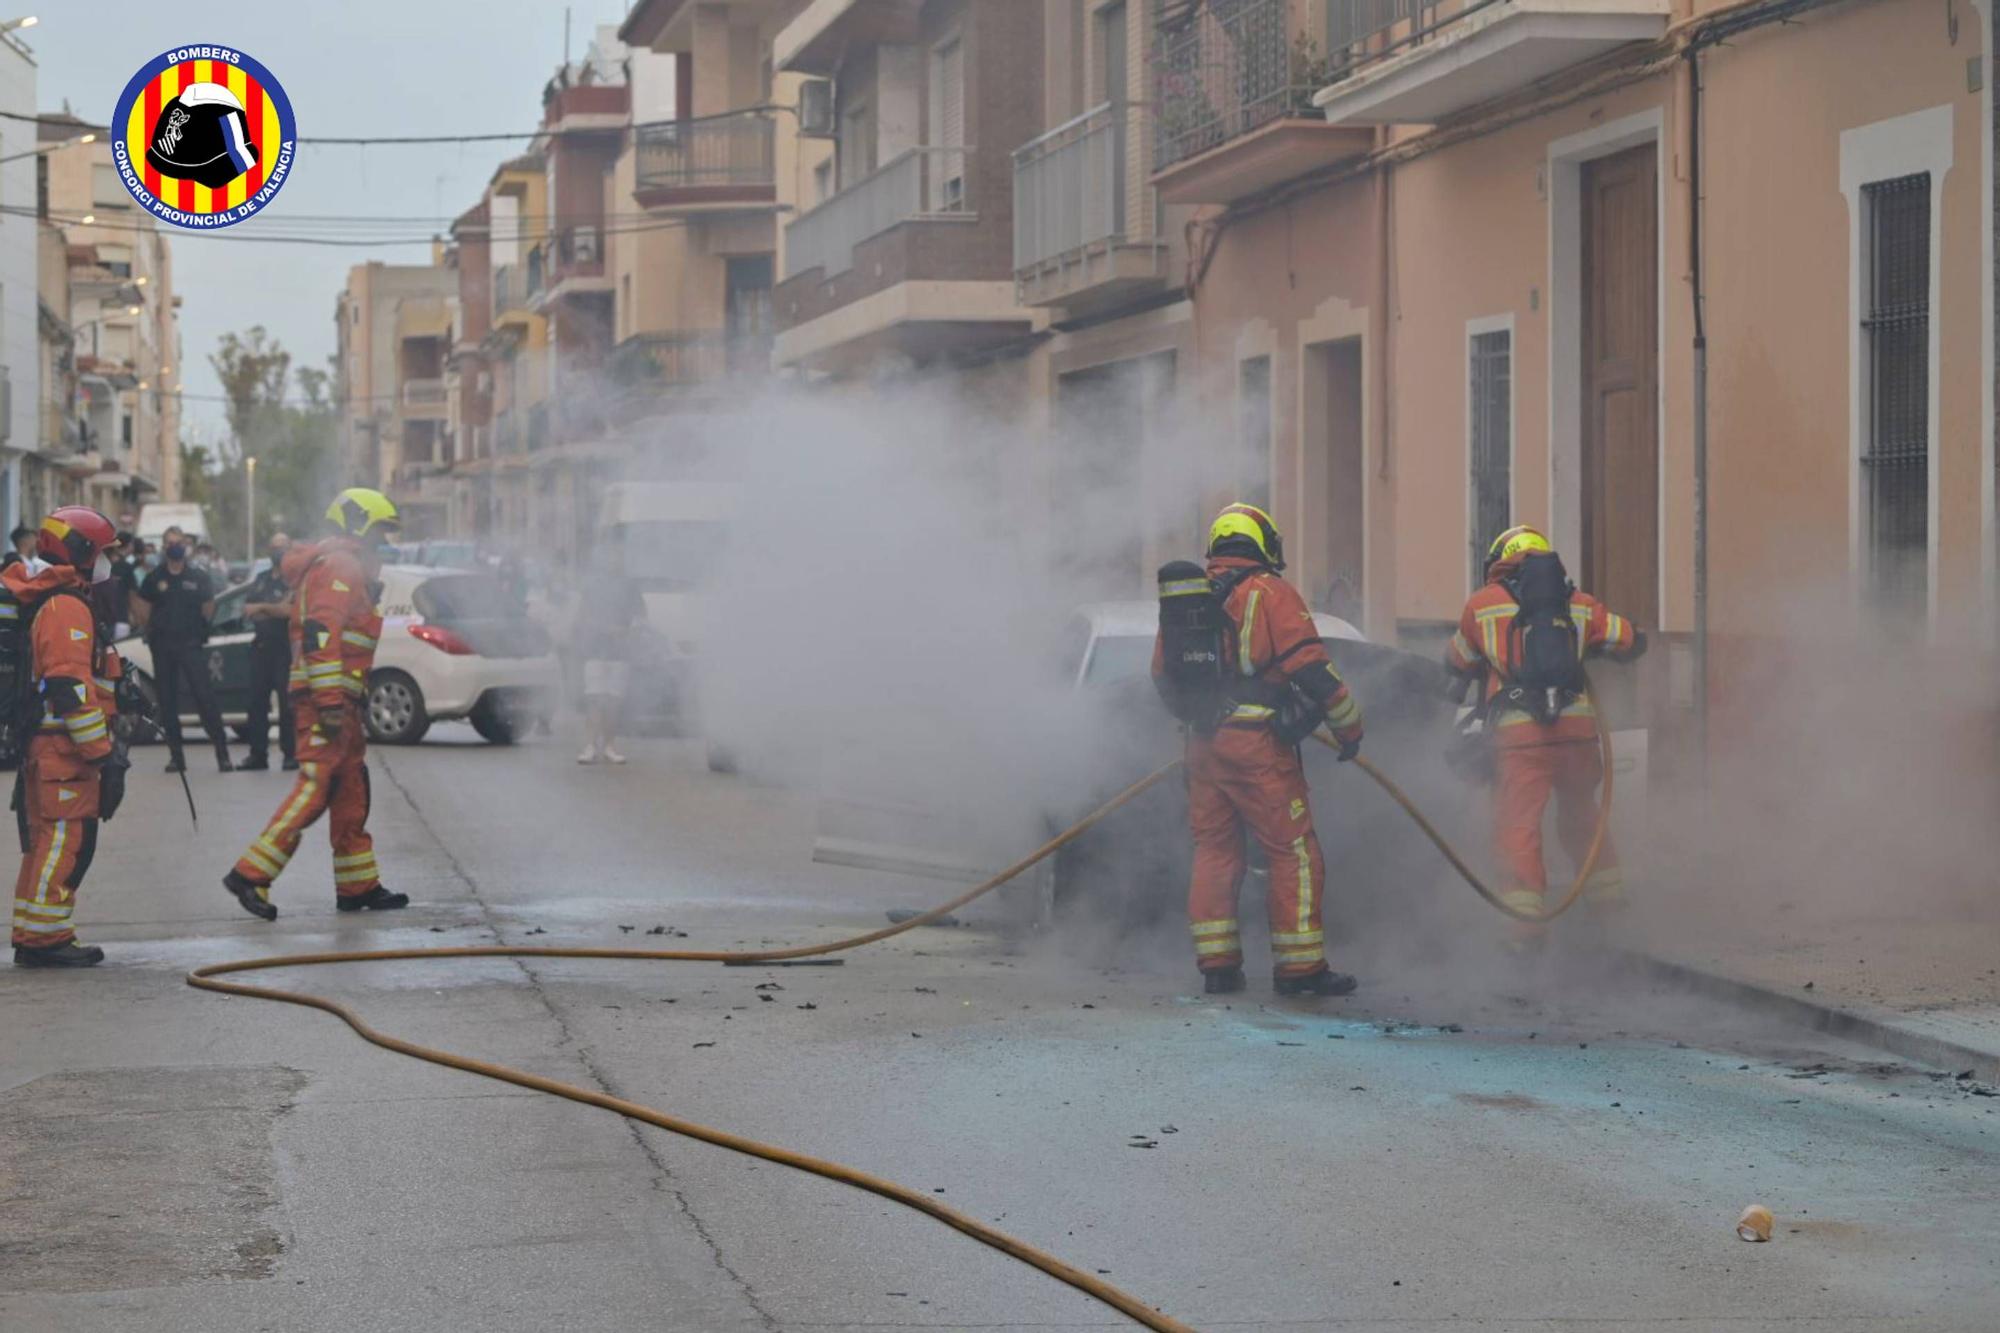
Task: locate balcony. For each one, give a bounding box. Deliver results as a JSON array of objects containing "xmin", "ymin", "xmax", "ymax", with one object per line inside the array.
[
  {"xmin": 773, "ymin": 0, "xmax": 924, "ymax": 75},
  {"xmin": 1150, "ymin": 0, "xmax": 1372, "ymax": 205},
  {"xmin": 1013, "ymin": 104, "xmax": 1166, "ymax": 312},
  {"xmin": 1312, "ymin": 0, "xmax": 1668, "ymax": 125},
  {"xmin": 634, "ymin": 111, "xmax": 778, "ymax": 212},
  {"xmin": 491, "ymin": 264, "xmax": 534, "ymax": 336},
  {"xmin": 784, "ymin": 147, "xmax": 972, "ymax": 281}
]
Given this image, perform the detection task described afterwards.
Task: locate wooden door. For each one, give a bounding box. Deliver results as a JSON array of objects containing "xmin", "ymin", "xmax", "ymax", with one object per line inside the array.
[{"xmin": 1579, "ymin": 143, "xmax": 1659, "ymax": 626}]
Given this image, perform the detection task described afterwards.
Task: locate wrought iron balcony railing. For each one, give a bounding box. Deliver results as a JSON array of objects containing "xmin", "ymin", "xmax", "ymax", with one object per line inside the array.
[
  {"xmin": 1152, "ymin": 0, "xmax": 1326, "ymax": 171},
  {"xmin": 635, "ymin": 110, "xmax": 778, "ymax": 193}
]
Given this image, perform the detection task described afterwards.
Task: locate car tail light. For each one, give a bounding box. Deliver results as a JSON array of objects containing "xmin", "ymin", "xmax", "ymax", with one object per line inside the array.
[{"xmin": 408, "ymin": 622, "xmax": 475, "ymax": 655}]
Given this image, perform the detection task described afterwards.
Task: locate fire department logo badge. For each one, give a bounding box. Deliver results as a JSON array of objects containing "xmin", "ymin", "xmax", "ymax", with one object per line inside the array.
[{"xmin": 110, "ymin": 44, "xmax": 295, "ymax": 229}]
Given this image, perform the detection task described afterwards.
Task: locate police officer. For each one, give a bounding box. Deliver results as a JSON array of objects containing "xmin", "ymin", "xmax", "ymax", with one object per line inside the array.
[
  {"xmin": 136, "ymin": 532, "xmax": 233, "ymax": 773},
  {"xmin": 240, "ymin": 531, "xmax": 297, "ymax": 771}
]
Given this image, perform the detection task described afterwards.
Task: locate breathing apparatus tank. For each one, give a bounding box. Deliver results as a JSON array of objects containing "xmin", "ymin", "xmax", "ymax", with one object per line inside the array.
[{"xmin": 1155, "ymin": 561, "xmax": 1229, "ymax": 732}]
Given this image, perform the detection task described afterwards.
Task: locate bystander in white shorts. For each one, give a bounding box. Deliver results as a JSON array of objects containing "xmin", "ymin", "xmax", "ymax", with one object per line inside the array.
[{"xmin": 582, "ymin": 659, "xmax": 630, "ymax": 700}]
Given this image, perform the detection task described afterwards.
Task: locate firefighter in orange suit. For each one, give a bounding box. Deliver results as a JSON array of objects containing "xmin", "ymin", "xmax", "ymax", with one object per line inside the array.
[
  {"xmin": 1445, "ymin": 526, "xmax": 1646, "ymax": 927},
  {"xmin": 1154, "ymin": 503, "xmax": 1366, "ymax": 997},
  {"xmin": 9, "ymin": 507, "xmax": 125, "ymax": 967},
  {"xmin": 224, "ymin": 489, "xmax": 409, "ymax": 920}
]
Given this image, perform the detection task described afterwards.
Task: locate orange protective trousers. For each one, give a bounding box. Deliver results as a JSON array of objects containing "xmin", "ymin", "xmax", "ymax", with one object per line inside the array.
[
  {"xmin": 11, "ymin": 742, "xmax": 99, "ymax": 949},
  {"xmin": 232, "ymin": 700, "xmax": 379, "ymax": 899},
  {"xmin": 1185, "ymin": 727, "xmax": 1327, "ymax": 978},
  {"xmin": 1493, "ymin": 741, "xmax": 1621, "ymax": 904}
]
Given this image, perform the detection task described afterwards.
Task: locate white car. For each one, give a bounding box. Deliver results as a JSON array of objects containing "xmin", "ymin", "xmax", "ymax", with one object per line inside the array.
[{"xmin": 117, "ymin": 563, "xmax": 558, "ymax": 746}]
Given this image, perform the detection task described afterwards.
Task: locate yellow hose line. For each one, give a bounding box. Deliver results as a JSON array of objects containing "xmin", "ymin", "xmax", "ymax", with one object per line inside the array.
[
  {"xmin": 188, "ymin": 761, "xmax": 1194, "ymax": 1333},
  {"xmin": 1324, "ymin": 675, "xmax": 1615, "ymax": 923}
]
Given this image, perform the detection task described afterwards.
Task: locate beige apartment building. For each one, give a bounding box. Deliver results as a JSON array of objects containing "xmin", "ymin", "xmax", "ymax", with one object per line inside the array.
[
  {"xmin": 335, "ymin": 258, "xmax": 458, "ymax": 535},
  {"xmin": 718, "ymin": 0, "xmax": 1991, "ymax": 804},
  {"xmin": 38, "ymin": 116, "xmax": 184, "ymax": 522}
]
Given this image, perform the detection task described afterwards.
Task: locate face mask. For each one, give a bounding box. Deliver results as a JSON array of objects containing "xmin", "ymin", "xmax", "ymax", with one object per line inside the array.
[
  {"xmin": 165, "ymin": 543, "xmax": 187, "ymax": 562},
  {"xmin": 90, "ymin": 553, "xmax": 111, "ymax": 585}
]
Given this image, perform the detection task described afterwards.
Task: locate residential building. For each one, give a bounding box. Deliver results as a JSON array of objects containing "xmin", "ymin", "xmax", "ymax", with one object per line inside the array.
[
  {"xmin": 768, "ymin": 0, "xmax": 1047, "ymax": 377},
  {"xmin": 32, "ymin": 219, "xmax": 91, "ymax": 517},
  {"xmin": 334, "ymin": 257, "xmax": 457, "ymax": 526},
  {"xmin": 619, "ymin": 2, "xmax": 803, "ymax": 393},
  {"xmin": 1, "ymin": 32, "xmax": 40, "ymax": 528},
  {"xmin": 1133, "ymin": 0, "xmax": 1993, "ymax": 790},
  {"xmin": 40, "ymin": 112, "xmax": 183, "ymax": 521}
]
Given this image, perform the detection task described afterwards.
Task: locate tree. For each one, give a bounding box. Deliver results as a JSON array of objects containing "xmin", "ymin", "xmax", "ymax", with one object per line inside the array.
[{"xmin": 190, "ymin": 327, "xmax": 344, "ymax": 562}]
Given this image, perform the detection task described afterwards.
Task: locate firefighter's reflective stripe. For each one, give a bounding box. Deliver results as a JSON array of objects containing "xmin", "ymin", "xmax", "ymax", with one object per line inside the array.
[
  {"xmin": 341, "ymin": 670, "xmax": 366, "ymax": 696},
  {"xmin": 1237, "ymin": 589, "xmax": 1263, "ymax": 676},
  {"xmin": 1474, "ymin": 604, "xmax": 1512, "ymax": 662},
  {"xmin": 1190, "ymin": 917, "xmax": 1241, "ymax": 957},
  {"xmin": 1161, "ymin": 578, "xmax": 1210, "ymax": 597},
  {"xmin": 1226, "ymin": 702, "xmax": 1276, "ymax": 722},
  {"xmin": 63, "ymin": 708, "xmax": 108, "ymax": 746},
  {"xmin": 340, "ymin": 630, "xmax": 377, "ymax": 650},
  {"xmin": 1289, "ymin": 838, "xmax": 1313, "ymax": 937},
  {"xmin": 0, "ymin": 602, "xmax": 17, "ymax": 620},
  {"xmin": 1493, "ymin": 695, "xmax": 1599, "ymax": 730},
  {"xmin": 1324, "ymin": 689, "xmax": 1361, "ymax": 733},
  {"xmin": 332, "ymin": 850, "xmax": 379, "ymax": 886},
  {"xmin": 31, "ymin": 819, "xmax": 69, "ymax": 908}
]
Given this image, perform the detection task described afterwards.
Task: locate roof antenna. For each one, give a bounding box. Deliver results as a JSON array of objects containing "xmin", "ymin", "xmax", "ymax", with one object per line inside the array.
[{"xmin": 564, "ymin": 6, "xmax": 572, "ymax": 67}]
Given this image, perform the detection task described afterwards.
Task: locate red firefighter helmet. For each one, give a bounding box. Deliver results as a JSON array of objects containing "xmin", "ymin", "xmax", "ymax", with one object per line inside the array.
[{"xmin": 37, "ymin": 506, "xmax": 117, "ymax": 570}]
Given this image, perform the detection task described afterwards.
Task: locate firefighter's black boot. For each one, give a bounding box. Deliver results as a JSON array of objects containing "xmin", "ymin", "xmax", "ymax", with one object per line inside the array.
[
  {"xmin": 13, "ymin": 940, "xmax": 105, "ymax": 967},
  {"xmin": 1274, "ymin": 967, "xmax": 1358, "ymax": 998},
  {"xmin": 223, "ymin": 870, "xmax": 278, "ymax": 921},
  {"xmin": 337, "ymin": 886, "xmax": 410, "ymax": 912},
  {"xmin": 1202, "ymin": 965, "xmax": 1246, "ymax": 995}
]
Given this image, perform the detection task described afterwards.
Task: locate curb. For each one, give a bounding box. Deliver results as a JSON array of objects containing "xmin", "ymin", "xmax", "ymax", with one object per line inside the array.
[{"xmin": 1627, "ymin": 951, "xmax": 2000, "ymax": 1083}]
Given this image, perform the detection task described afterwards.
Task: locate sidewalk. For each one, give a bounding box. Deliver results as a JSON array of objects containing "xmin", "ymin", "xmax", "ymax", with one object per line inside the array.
[{"xmin": 1631, "ymin": 906, "xmax": 2000, "ymax": 1081}]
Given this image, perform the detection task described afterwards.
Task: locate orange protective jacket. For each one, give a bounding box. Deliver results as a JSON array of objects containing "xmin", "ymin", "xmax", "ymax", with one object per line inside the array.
[
  {"xmin": 1153, "ymin": 557, "xmax": 1363, "ymax": 745},
  {"xmin": 4, "ymin": 563, "xmax": 119, "ymax": 767},
  {"xmin": 1444, "ymin": 556, "xmax": 1638, "ymax": 748},
  {"xmin": 284, "ymin": 537, "xmax": 382, "ymax": 711}
]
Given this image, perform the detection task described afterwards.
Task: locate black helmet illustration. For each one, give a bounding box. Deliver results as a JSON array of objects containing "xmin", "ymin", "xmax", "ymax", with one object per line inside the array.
[{"xmin": 146, "ymin": 82, "xmax": 258, "ymax": 190}]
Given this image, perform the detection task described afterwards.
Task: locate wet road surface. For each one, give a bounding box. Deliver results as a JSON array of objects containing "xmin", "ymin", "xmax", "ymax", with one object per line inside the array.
[{"xmin": 3, "ymin": 728, "xmax": 1996, "ymax": 1330}]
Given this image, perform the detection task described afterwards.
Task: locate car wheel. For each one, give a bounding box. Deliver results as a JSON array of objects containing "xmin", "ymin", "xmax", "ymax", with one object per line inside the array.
[
  {"xmin": 469, "ymin": 697, "xmax": 518, "ymax": 745},
  {"xmin": 366, "ymin": 670, "xmax": 431, "ymax": 745}
]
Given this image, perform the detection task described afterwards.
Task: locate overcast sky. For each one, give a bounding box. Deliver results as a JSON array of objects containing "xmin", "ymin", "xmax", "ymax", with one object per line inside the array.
[{"xmin": 26, "ymin": 1, "xmax": 634, "ymax": 449}]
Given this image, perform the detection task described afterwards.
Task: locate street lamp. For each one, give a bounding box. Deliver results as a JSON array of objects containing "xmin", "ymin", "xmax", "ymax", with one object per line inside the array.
[
  {"xmin": 1, "ymin": 17, "xmax": 39, "ymax": 33},
  {"xmin": 0, "ymin": 130, "xmax": 93, "ymax": 166},
  {"xmin": 245, "ymin": 456, "xmax": 256, "ymax": 563}
]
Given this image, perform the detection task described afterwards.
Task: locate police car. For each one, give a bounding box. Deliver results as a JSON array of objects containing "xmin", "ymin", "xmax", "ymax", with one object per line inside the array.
[{"xmin": 116, "ymin": 564, "xmax": 558, "ymax": 746}]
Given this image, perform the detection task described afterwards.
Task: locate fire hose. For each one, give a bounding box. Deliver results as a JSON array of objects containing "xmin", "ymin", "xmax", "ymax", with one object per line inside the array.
[{"xmin": 184, "ymin": 685, "xmax": 1611, "ymax": 1330}]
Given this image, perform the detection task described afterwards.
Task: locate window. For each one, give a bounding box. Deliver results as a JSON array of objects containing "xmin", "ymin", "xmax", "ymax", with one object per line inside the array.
[
  {"xmin": 1237, "ymin": 355, "xmax": 1271, "ymax": 511},
  {"xmin": 929, "ymin": 37, "xmax": 965, "ymax": 211},
  {"xmin": 1860, "ymin": 173, "xmax": 1930, "ymax": 605},
  {"xmin": 93, "ymin": 164, "xmax": 129, "ymax": 209},
  {"xmin": 839, "ymin": 98, "xmax": 874, "ymax": 191},
  {"xmin": 814, "ymin": 158, "xmax": 834, "ymax": 203},
  {"xmin": 1468, "ymin": 325, "xmax": 1512, "ymax": 587}
]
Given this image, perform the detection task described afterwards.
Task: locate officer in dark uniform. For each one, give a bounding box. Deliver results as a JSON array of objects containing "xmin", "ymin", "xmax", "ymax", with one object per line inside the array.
[
  {"xmin": 136, "ymin": 533, "xmax": 233, "ymax": 773},
  {"xmin": 240, "ymin": 532, "xmax": 297, "ymax": 771}
]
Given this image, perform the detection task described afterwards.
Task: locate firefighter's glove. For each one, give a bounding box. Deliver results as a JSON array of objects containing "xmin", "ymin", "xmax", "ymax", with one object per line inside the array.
[
  {"xmin": 99, "ymin": 754, "xmax": 130, "ymax": 823},
  {"xmin": 1334, "ymin": 731, "xmax": 1362, "ymax": 763},
  {"xmin": 1627, "ymin": 628, "xmax": 1649, "ymax": 660},
  {"xmin": 316, "ymin": 707, "xmax": 346, "ymax": 741}
]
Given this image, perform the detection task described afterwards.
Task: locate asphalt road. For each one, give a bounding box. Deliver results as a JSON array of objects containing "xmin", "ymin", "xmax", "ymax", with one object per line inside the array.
[{"xmin": 2, "ymin": 727, "xmax": 1997, "ymax": 1331}]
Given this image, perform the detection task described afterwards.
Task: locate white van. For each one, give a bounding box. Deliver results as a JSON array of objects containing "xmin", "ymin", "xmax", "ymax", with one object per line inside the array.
[
  {"xmin": 592, "ymin": 481, "xmax": 735, "ymax": 732},
  {"xmin": 136, "ymin": 501, "xmax": 209, "ymax": 548}
]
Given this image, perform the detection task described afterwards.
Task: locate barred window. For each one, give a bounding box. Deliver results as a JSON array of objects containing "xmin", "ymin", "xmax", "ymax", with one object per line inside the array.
[
  {"xmin": 1861, "ymin": 173, "xmax": 1930, "ymax": 605},
  {"xmin": 1469, "ymin": 327, "xmax": 1512, "ymax": 587}
]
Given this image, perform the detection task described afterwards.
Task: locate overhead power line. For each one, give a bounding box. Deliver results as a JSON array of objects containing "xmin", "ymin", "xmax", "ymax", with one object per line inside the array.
[{"xmin": 0, "ymin": 103, "xmax": 788, "ymax": 148}]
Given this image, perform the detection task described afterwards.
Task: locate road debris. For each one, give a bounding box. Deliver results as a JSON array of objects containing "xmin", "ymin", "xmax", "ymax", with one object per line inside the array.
[{"xmin": 1736, "ymin": 1204, "xmax": 1774, "ymax": 1242}]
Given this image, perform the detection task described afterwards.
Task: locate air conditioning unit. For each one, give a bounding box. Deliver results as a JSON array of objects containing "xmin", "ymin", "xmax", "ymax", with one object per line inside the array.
[{"xmin": 797, "ymin": 79, "xmax": 836, "ymax": 138}]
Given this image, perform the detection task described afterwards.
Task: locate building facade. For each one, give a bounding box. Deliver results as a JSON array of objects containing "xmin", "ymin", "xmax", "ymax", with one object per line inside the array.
[{"xmin": 39, "ymin": 112, "xmax": 184, "ymax": 524}]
